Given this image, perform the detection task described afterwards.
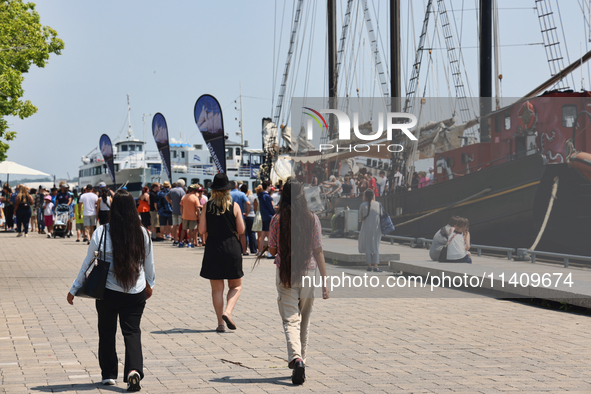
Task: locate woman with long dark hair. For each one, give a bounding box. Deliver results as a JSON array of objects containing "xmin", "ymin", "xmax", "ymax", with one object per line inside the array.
[
  {"xmin": 14, "ymin": 186, "xmax": 33, "ymax": 237},
  {"xmin": 96, "ymin": 187, "xmax": 112, "ymax": 225},
  {"xmin": 2, "ymin": 184, "xmax": 14, "ymax": 231},
  {"xmin": 257, "ymin": 179, "xmax": 328, "ymax": 385},
  {"xmin": 199, "ymin": 173, "xmax": 245, "ymax": 332},
  {"xmin": 358, "ymin": 188, "xmax": 383, "ymax": 272},
  {"xmin": 67, "ymin": 190, "xmax": 155, "ymax": 392}
]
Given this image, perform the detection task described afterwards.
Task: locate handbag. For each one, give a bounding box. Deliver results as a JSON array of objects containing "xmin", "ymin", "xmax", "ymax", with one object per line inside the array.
[
  {"xmin": 76, "ymin": 227, "xmax": 110, "ymax": 299},
  {"xmin": 438, "ymin": 233, "xmax": 457, "ymax": 262},
  {"xmin": 379, "ymin": 203, "xmax": 395, "ymax": 235},
  {"xmin": 252, "ymin": 197, "xmax": 262, "ymax": 232}
]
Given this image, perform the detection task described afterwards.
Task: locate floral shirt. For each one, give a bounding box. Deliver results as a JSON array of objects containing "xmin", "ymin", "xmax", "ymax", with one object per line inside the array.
[{"xmin": 268, "ymin": 213, "xmax": 322, "ymax": 269}]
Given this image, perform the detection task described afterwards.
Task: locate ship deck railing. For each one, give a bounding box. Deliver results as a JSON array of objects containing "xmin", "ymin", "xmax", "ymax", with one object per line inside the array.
[
  {"xmin": 518, "ymin": 249, "xmax": 591, "ymax": 268},
  {"xmin": 417, "ymin": 238, "xmax": 515, "ymax": 259},
  {"xmin": 150, "ymin": 167, "xmax": 254, "ymax": 178},
  {"xmin": 321, "ymin": 231, "xmax": 591, "ymax": 266}
]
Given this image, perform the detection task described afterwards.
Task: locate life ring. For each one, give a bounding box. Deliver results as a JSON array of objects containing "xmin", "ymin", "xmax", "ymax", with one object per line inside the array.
[{"xmin": 518, "ymin": 101, "xmax": 536, "ymax": 130}]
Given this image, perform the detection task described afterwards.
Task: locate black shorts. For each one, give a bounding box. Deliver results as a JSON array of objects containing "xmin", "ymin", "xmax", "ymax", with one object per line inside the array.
[
  {"xmin": 139, "ymin": 212, "xmax": 151, "ymax": 228},
  {"xmin": 262, "ymin": 219, "xmax": 271, "ymax": 232},
  {"xmin": 159, "ymin": 215, "xmax": 172, "ymax": 226}
]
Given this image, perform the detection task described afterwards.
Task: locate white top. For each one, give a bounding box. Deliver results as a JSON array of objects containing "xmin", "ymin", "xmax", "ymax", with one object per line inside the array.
[
  {"xmin": 350, "ymin": 178, "xmax": 357, "ymax": 195},
  {"xmin": 393, "ymin": 172, "xmax": 404, "ymax": 187},
  {"xmin": 247, "ymin": 194, "xmax": 256, "ymax": 217},
  {"xmin": 99, "ymin": 197, "xmax": 111, "ymax": 211},
  {"xmin": 446, "ymin": 232, "xmax": 467, "ymax": 260},
  {"xmin": 79, "ymin": 192, "xmax": 98, "ymax": 216},
  {"xmin": 378, "ymin": 176, "xmax": 387, "ymax": 195},
  {"xmin": 43, "ymin": 202, "xmax": 54, "ymax": 216},
  {"xmin": 69, "ymin": 225, "xmax": 155, "ymax": 295},
  {"xmin": 271, "ymin": 192, "xmax": 280, "ymax": 206}
]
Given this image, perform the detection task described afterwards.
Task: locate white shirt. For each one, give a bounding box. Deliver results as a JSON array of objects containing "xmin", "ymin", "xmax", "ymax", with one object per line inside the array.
[
  {"xmin": 69, "ymin": 225, "xmax": 155, "ymax": 295},
  {"xmin": 446, "ymin": 232, "xmax": 467, "ymax": 260},
  {"xmin": 247, "ymin": 194, "xmax": 256, "ymax": 217},
  {"xmin": 43, "ymin": 202, "xmax": 54, "ymax": 216},
  {"xmin": 79, "ymin": 192, "xmax": 98, "ymax": 216},
  {"xmin": 378, "ymin": 176, "xmax": 387, "ymax": 195},
  {"xmin": 350, "ymin": 178, "xmax": 357, "ymax": 196},
  {"xmin": 393, "ymin": 172, "xmax": 404, "ymax": 187}
]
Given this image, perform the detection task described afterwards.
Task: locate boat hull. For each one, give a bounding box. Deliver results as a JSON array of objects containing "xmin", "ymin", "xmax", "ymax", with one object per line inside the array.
[{"xmin": 333, "ymin": 154, "xmax": 591, "ymax": 256}]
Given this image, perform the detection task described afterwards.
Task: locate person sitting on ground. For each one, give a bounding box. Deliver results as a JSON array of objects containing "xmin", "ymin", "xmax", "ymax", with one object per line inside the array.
[
  {"xmin": 441, "ymin": 217, "xmax": 472, "ymax": 264},
  {"xmin": 429, "ymin": 216, "xmax": 460, "ymax": 261}
]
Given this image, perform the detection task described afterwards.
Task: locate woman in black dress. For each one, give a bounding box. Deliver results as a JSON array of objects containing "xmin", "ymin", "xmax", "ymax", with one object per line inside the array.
[{"xmin": 199, "ymin": 173, "xmax": 245, "ymax": 332}]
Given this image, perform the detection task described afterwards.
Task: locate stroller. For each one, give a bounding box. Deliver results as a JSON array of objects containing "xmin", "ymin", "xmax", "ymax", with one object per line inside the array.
[{"xmin": 53, "ymin": 204, "xmax": 70, "ymax": 238}]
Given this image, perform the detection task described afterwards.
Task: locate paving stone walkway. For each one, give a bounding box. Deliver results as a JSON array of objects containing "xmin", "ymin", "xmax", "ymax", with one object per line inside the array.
[{"xmin": 1, "ymin": 230, "xmax": 591, "ymax": 393}]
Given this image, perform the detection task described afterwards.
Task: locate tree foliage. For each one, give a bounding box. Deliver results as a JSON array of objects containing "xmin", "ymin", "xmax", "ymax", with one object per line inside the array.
[{"xmin": 0, "ymin": 0, "xmax": 63, "ymax": 161}]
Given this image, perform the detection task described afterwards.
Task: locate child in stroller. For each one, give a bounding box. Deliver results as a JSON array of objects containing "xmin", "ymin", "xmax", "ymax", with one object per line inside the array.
[{"xmin": 53, "ymin": 204, "xmax": 70, "ymax": 238}]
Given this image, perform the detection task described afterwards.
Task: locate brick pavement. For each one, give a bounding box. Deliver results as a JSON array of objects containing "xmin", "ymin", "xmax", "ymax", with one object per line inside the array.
[{"xmin": 1, "ymin": 230, "xmax": 591, "ymax": 393}]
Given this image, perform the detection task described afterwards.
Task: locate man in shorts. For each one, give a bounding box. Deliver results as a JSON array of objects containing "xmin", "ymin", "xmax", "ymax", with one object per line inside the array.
[
  {"xmin": 79, "ymin": 184, "xmax": 98, "ymax": 243},
  {"xmin": 157, "ymin": 181, "xmax": 173, "ymax": 239},
  {"xmin": 180, "ymin": 184, "xmax": 201, "ymax": 247},
  {"xmin": 166, "ymin": 179, "xmax": 186, "ymax": 246}
]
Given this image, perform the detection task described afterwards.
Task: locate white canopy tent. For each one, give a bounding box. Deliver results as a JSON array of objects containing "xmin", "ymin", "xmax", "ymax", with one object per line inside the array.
[{"xmin": 0, "ymin": 161, "xmax": 50, "ymax": 184}]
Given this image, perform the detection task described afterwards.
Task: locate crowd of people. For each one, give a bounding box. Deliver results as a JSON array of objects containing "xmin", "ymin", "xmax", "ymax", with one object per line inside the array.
[
  {"xmin": 60, "ymin": 174, "xmax": 329, "ymax": 389},
  {"xmin": 316, "ymin": 165, "xmax": 436, "ymax": 199}
]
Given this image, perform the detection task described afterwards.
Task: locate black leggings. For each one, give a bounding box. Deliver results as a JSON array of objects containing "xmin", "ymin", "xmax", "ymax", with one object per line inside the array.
[
  {"xmin": 15, "ymin": 208, "xmax": 31, "ymax": 234},
  {"xmin": 95, "ymin": 288, "xmax": 147, "ymax": 381},
  {"xmin": 4, "ymin": 204, "xmax": 14, "ymax": 228}
]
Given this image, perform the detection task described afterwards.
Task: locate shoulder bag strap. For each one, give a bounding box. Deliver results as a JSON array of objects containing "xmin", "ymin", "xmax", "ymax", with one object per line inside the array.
[
  {"xmin": 446, "ymin": 233, "xmax": 457, "ymax": 246},
  {"xmin": 99, "ymin": 225, "xmax": 107, "ymax": 261}
]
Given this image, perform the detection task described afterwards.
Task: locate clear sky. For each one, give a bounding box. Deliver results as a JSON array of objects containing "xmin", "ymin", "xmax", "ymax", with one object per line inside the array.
[{"xmin": 5, "ymin": 0, "xmax": 590, "ymax": 180}]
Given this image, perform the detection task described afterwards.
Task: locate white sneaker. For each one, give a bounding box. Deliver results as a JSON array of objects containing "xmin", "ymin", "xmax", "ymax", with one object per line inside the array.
[
  {"xmin": 16, "ymin": 233, "xmax": 22, "ymax": 237},
  {"xmin": 101, "ymin": 378, "xmax": 116, "ymax": 385}
]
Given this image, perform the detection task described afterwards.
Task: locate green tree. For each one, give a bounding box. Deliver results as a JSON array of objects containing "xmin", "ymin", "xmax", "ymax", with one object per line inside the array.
[{"xmin": 0, "ymin": 0, "xmax": 63, "ymax": 161}]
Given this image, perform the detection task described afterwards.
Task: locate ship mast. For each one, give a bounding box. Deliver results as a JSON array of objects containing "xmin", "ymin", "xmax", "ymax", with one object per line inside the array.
[
  {"xmin": 389, "ymin": 0, "xmax": 401, "ymax": 188},
  {"xmin": 479, "ymin": 0, "xmax": 493, "ymax": 143},
  {"xmin": 327, "ymin": 0, "xmax": 338, "ymax": 141}
]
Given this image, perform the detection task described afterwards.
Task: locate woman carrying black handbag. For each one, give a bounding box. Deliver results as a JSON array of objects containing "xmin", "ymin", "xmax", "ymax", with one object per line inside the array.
[{"xmin": 67, "ymin": 190, "xmax": 155, "ymax": 392}]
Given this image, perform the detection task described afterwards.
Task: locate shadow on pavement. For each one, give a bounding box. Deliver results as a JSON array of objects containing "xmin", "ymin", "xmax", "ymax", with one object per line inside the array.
[
  {"xmin": 210, "ymin": 376, "xmax": 292, "ymax": 386},
  {"xmin": 30, "ymin": 383, "xmax": 121, "ymax": 392},
  {"xmin": 151, "ymin": 328, "xmax": 218, "ymax": 334}
]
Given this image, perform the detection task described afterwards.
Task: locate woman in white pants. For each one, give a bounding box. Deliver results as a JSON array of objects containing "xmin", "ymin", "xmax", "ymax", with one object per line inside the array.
[{"xmin": 257, "ymin": 179, "xmax": 328, "ymax": 385}]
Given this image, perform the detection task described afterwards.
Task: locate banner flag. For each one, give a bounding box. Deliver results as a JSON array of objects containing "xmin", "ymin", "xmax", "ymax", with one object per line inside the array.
[
  {"xmin": 194, "ymin": 94, "xmax": 226, "ymax": 173},
  {"xmin": 99, "ymin": 134, "xmax": 116, "ymax": 186},
  {"xmin": 152, "ymin": 113, "xmax": 172, "ymax": 181}
]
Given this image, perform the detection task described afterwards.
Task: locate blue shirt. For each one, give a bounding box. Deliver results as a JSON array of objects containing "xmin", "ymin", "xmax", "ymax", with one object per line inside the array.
[
  {"xmin": 258, "ymin": 191, "xmax": 275, "ymax": 221},
  {"xmin": 157, "ymin": 188, "xmax": 172, "ymax": 216},
  {"xmin": 230, "ymin": 189, "xmax": 248, "ymax": 215}
]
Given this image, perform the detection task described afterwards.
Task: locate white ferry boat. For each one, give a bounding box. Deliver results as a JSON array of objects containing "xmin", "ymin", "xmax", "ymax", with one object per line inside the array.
[{"xmin": 78, "ymin": 123, "xmax": 264, "ymax": 196}]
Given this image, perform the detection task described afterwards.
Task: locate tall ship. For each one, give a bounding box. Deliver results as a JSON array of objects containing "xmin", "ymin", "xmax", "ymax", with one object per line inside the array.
[
  {"xmin": 265, "ymin": 0, "xmax": 591, "ymax": 256},
  {"xmin": 78, "ymin": 100, "xmax": 264, "ymax": 196}
]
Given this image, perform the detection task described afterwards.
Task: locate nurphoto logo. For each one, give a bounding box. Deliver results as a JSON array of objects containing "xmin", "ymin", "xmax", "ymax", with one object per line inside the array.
[{"xmin": 302, "ymin": 107, "xmax": 418, "ymax": 153}]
